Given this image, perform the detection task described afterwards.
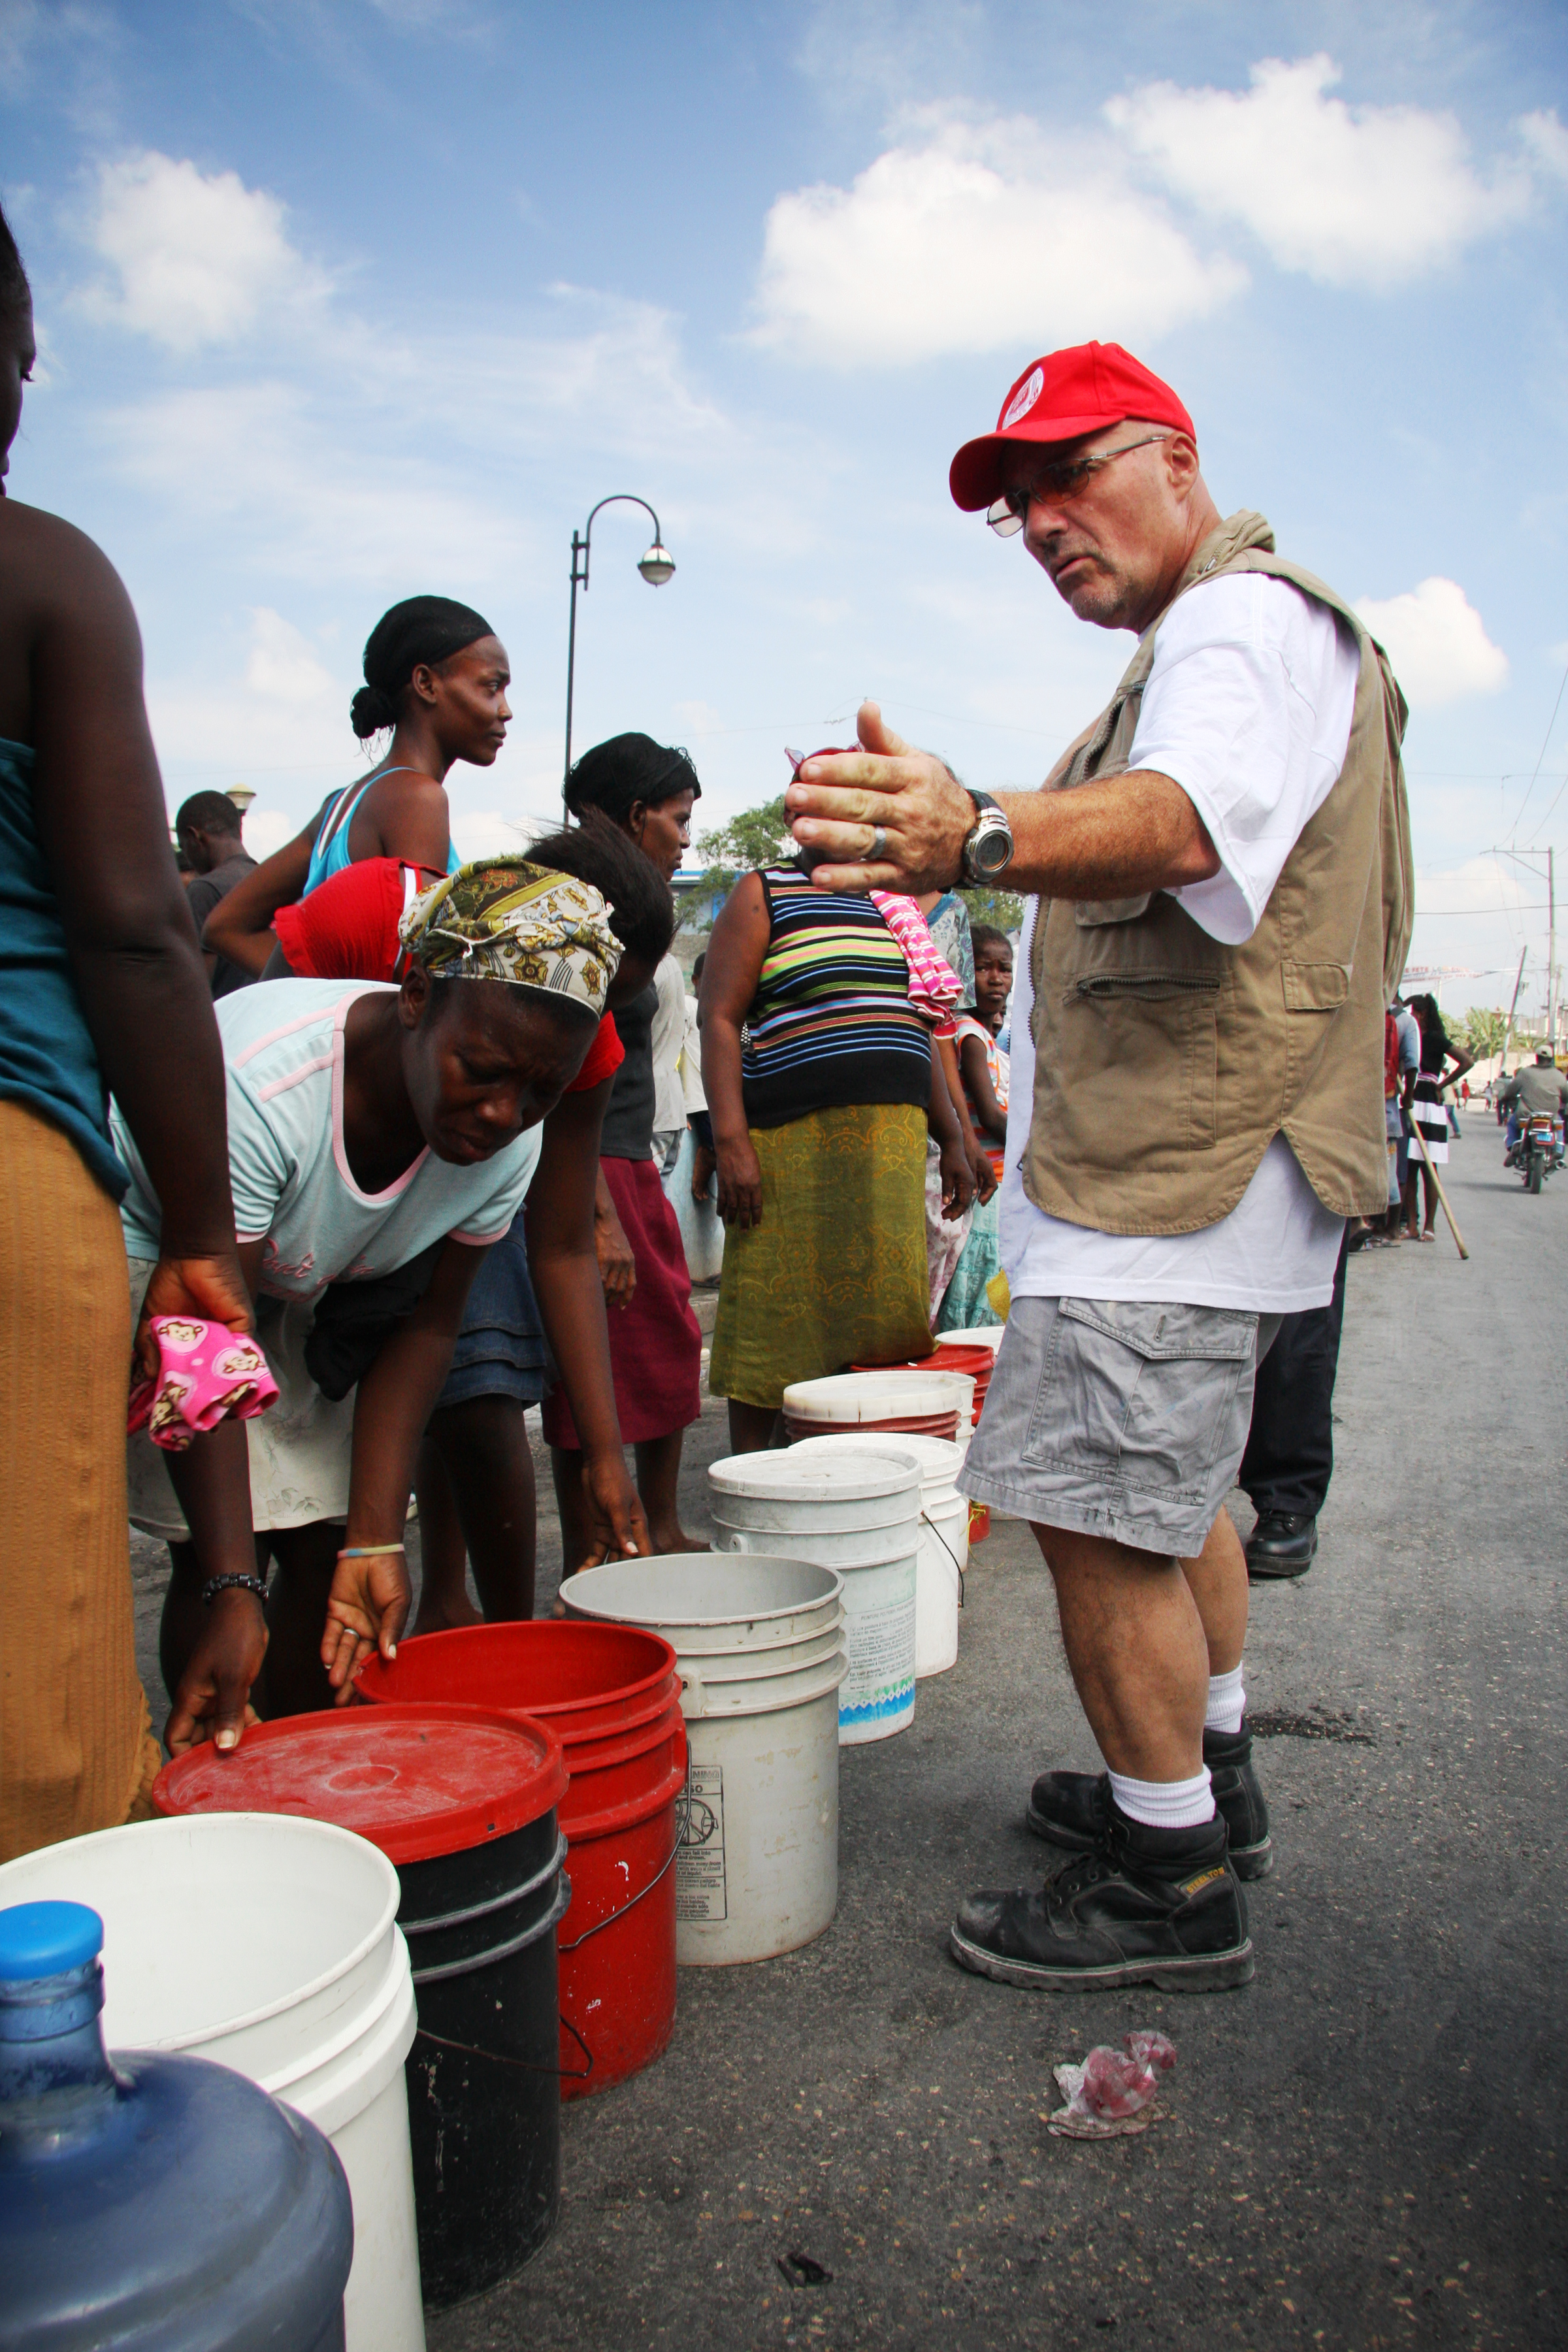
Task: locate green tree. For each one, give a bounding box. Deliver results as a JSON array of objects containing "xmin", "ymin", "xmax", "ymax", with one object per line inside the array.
[
  {"xmin": 1457, "ymin": 1006, "xmax": 1508, "ymax": 1061},
  {"xmin": 957, "ymin": 884, "xmax": 1025, "ymax": 935}
]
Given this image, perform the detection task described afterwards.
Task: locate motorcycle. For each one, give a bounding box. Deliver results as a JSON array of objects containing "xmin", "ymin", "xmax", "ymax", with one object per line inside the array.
[{"xmin": 1505, "ymin": 1111, "xmax": 1562, "ymax": 1194}]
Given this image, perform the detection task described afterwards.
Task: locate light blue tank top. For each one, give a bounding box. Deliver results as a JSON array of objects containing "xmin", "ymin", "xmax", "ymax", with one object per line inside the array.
[
  {"xmin": 302, "ymin": 769, "xmax": 461, "ymax": 898},
  {"xmin": 0, "ymin": 736, "xmax": 126, "ymax": 1196}
]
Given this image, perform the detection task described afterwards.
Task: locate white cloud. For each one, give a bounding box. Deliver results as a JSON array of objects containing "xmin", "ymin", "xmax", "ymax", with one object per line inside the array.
[
  {"xmin": 1518, "ymin": 109, "xmax": 1568, "ymax": 186},
  {"xmin": 1355, "ymin": 577, "xmax": 1509, "ymax": 708},
  {"xmin": 78, "ymin": 151, "xmax": 328, "ymax": 351},
  {"xmin": 242, "ymin": 606, "xmax": 337, "ymax": 706},
  {"xmin": 1107, "ymin": 55, "xmax": 1541, "ymax": 289},
  {"xmin": 240, "ymin": 806, "xmax": 299, "ymax": 860},
  {"xmin": 749, "ymin": 111, "xmax": 1246, "ymax": 366}
]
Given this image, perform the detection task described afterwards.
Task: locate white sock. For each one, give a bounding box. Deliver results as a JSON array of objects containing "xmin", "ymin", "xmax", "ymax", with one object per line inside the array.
[
  {"xmin": 1205, "ymin": 1663, "xmax": 1246, "ymax": 1735},
  {"xmin": 1107, "ymin": 1766, "xmax": 1215, "ymax": 1830}
]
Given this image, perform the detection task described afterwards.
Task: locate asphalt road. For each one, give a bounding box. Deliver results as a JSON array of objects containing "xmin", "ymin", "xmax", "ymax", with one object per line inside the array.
[{"xmin": 131, "ymin": 1120, "xmax": 1567, "ymax": 2349}]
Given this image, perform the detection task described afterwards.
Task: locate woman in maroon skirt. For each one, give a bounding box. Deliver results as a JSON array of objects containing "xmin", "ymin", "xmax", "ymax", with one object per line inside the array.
[{"xmin": 544, "ymin": 735, "xmax": 706, "ymax": 1554}]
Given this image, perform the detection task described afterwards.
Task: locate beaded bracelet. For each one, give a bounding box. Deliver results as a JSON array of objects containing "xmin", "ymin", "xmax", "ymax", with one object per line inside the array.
[
  {"xmin": 201, "ymin": 1573, "xmax": 268, "ymax": 1607},
  {"xmin": 336, "ymin": 1543, "xmax": 408, "ymax": 1560}
]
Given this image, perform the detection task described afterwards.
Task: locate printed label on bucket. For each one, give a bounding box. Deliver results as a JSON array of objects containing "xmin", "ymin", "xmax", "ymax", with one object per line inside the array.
[
  {"xmin": 840, "ymin": 1595, "xmax": 916, "ymax": 1725},
  {"xmin": 676, "ymin": 1760, "xmax": 726, "ymax": 1922}
]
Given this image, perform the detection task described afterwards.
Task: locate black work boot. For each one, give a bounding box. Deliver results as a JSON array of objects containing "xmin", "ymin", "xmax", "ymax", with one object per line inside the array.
[
  {"xmin": 950, "ymin": 1806, "xmax": 1253, "ymax": 1993},
  {"xmin": 1026, "ymin": 1720, "xmax": 1273, "ymax": 1880},
  {"xmin": 1245, "ymin": 1511, "xmax": 1318, "ymax": 1578}
]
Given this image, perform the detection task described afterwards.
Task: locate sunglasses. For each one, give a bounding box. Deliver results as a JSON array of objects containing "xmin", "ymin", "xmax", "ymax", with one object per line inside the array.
[{"xmin": 986, "ymin": 432, "xmax": 1173, "ymax": 535}]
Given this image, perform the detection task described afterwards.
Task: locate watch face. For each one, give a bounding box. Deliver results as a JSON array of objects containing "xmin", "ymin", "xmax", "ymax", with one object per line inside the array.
[{"xmin": 970, "ymin": 819, "xmax": 1013, "ymax": 879}]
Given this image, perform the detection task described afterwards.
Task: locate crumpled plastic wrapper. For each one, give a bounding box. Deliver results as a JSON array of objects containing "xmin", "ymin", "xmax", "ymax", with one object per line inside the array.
[{"xmin": 1047, "ymin": 2030, "xmax": 1176, "ymax": 2139}]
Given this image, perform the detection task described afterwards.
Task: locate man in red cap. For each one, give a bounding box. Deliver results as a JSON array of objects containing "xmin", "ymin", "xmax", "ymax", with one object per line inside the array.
[{"xmin": 787, "ymin": 340, "xmax": 1411, "ymax": 1994}]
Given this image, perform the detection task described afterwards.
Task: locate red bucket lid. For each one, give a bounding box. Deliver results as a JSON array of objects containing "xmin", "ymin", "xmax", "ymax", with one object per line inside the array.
[{"xmin": 153, "ymin": 1703, "xmax": 568, "ymax": 1866}]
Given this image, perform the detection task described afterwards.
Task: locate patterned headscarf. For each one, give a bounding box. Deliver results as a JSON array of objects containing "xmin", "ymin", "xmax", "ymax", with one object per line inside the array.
[{"xmin": 399, "ymin": 858, "xmax": 623, "ymax": 1014}]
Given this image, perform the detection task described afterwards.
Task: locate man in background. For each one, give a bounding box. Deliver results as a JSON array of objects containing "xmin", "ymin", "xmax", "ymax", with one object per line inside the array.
[{"xmin": 174, "ymin": 791, "xmax": 255, "ymax": 998}]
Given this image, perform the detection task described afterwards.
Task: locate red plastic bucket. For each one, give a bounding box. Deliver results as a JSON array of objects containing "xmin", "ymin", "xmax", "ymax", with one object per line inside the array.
[{"xmin": 356, "ymin": 1622, "xmax": 684, "ymax": 2100}]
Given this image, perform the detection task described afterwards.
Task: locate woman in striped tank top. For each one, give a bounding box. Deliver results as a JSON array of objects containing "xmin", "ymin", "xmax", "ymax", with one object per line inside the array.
[{"xmin": 702, "ymin": 857, "xmax": 975, "ymax": 1451}]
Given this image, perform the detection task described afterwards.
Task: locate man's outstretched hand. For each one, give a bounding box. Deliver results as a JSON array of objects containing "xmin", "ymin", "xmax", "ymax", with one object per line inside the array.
[{"xmin": 784, "ymin": 701, "xmax": 975, "ymax": 896}]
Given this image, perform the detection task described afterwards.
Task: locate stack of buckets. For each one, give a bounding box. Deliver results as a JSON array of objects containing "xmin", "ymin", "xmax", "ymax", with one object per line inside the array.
[
  {"xmin": 706, "ymin": 1450, "xmax": 921, "ymax": 1735},
  {"xmin": 851, "ymin": 1339, "xmax": 998, "ymax": 1427},
  {"xmin": 559, "ymin": 1555, "xmax": 846, "ymax": 1965},
  {"xmin": 785, "ymin": 1431, "xmax": 969, "ymax": 1677},
  {"xmin": 781, "ymin": 1369, "xmax": 975, "ymax": 1445},
  {"xmin": 355, "ymin": 1622, "xmax": 687, "ymax": 2098},
  {"xmin": 146, "ymin": 1705, "xmax": 572, "ymax": 2324}
]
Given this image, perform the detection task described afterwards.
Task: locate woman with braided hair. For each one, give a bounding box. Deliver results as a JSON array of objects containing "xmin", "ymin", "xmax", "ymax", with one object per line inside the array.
[
  {"xmin": 202, "ymin": 593, "xmax": 510, "ymax": 978},
  {"xmin": 118, "ymin": 859, "xmax": 621, "ymax": 1745}
]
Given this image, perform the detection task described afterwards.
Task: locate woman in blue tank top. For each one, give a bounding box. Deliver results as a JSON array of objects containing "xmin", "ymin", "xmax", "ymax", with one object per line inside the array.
[
  {"xmin": 200, "ymin": 596, "xmax": 507, "ymax": 978},
  {"xmin": 0, "ymin": 203, "xmax": 250, "ymax": 1857}
]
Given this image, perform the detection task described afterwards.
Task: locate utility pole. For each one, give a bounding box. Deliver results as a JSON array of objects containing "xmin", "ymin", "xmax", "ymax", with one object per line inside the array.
[
  {"xmin": 1501, "ymin": 945, "xmax": 1528, "ymax": 1076},
  {"xmin": 1550, "ymin": 847, "xmax": 1558, "ymax": 1062}
]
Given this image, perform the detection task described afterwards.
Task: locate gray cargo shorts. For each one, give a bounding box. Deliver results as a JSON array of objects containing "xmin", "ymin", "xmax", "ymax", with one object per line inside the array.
[{"xmin": 960, "ymin": 1295, "xmax": 1281, "ymax": 1558}]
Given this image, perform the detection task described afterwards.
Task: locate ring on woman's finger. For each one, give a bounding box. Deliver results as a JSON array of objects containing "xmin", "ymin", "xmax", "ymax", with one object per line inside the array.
[{"xmin": 868, "ymin": 824, "xmax": 888, "ymax": 862}]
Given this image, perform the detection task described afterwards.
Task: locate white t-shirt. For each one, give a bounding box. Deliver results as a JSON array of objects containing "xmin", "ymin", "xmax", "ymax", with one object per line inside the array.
[
  {"xmin": 650, "ymin": 955, "xmax": 688, "ymax": 1135},
  {"xmin": 1001, "ymin": 572, "xmax": 1360, "ymax": 1315},
  {"xmin": 113, "ymin": 980, "xmax": 540, "ymax": 1297}
]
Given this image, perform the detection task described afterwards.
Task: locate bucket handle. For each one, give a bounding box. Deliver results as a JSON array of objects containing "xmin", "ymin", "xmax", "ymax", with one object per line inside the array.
[
  {"xmin": 408, "ymin": 1860, "xmax": 571, "ymax": 1986},
  {"xmin": 402, "ymin": 1831, "xmax": 568, "ymax": 1941},
  {"xmin": 920, "ymin": 1507, "xmax": 966, "ymax": 1607},
  {"xmin": 414, "ymin": 2009, "xmax": 594, "ymax": 2084},
  {"xmin": 557, "ymin": 1823, "xmax": 679, "ymax": 1954}
]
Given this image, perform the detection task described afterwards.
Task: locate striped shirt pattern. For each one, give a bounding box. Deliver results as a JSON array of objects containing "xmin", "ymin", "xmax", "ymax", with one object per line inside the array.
[{"xmin": 742, "ymin": 865, "xmax": 934, "ymax": 1129}]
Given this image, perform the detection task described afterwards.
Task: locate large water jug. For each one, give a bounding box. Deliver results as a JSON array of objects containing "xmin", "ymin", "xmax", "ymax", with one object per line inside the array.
[{"xmin": 0, "ymin": 1898, "xmax": 353, "ymax": 2350}]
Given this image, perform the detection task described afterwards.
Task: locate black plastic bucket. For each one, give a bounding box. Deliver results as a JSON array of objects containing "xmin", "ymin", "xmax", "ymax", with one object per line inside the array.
[{"xmin": 399, "ymin": 1808, "xmax": 571, "ymax": 2304}]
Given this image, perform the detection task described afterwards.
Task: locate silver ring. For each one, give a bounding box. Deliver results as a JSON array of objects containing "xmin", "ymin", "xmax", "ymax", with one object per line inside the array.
[{"xmin": 870, "ymin": 825, "xmax": 887, "ymax": 863}]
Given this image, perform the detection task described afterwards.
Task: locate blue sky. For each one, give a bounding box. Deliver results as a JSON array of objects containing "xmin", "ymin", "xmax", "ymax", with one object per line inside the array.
[{"xmin": 4, "ymin": 0, "xmax": 1567, "ymax": 1013}]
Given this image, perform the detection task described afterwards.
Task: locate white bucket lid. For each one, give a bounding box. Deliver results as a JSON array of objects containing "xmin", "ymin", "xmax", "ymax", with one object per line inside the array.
[
  {"xmin": 787, "ymin": 1431, "xmax": 966, "ymax": 1489},
  {"xmin": 782, "ymin": 1370, "xmax": 975, "ymax": 1422},
  {"xmin": 710, "ymin": 1447, "xmax": 919, "ymax": 1505}
]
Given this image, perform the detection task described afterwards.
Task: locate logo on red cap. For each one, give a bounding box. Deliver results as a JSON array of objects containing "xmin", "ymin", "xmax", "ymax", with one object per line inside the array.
[{"xmin": 1000, "ymin": 365, "xmax": 1044, "ymax": 433}]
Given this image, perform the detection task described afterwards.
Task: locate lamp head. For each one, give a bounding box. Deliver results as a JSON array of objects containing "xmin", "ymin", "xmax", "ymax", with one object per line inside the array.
[{"xmin": 638, "ymin": 542, "xmax": 676, "ymax": 587}]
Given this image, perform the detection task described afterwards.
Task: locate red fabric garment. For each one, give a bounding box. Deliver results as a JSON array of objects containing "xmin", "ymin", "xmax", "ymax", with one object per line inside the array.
[
  {"xmin": 273, "ymin": 857, "xmax": 412, "ymax": 983},
  {"xmin": 540, "ymin": 1154, "xmax": 701, "ymax": 1448},
  {"xmin": 272, "ymin": 858, "xmax": 625, "ymax": 1095},
  {"xmin": 1384, "ymin": 1011, "xmax": 1399, "ymax": 1100},
  {"xmin": 572, "ymin": 1012, "xmax": 626, "ymax": 1092}
]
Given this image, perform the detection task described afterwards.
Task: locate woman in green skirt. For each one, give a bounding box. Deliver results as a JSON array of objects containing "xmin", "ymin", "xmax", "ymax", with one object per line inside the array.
[{"xmin": 700, "ymin": 857, "xmax": 973, "ymax": 1452}]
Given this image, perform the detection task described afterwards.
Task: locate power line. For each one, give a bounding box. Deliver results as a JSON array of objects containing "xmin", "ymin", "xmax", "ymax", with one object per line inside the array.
[{"xmin": 1507, "ymin": 657, "xmax": 1568, "ymax": 841}]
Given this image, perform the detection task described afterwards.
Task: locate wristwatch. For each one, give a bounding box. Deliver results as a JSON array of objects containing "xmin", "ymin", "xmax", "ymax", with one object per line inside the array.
[{"xmin": 959, "ymin": 787, "xmax": 1015, "ymax": 884}]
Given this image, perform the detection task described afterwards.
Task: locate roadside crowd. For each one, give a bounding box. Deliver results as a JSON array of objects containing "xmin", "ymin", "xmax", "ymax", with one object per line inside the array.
[{"xmin": 1, "ymin": 185, "xmax": 1435, "ymax": 1999}]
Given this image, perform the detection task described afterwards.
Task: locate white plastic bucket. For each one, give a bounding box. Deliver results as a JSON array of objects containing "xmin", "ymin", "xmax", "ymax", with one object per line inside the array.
[
  {"xmin": 0, "ymin": 1812, "xmax": 423, "ymax": 2352},
  {"xmin": 787, "ymin": 1431, "xmax": 968, "ymax": 1678},
  {"xmin": 939, "ymin": 1325, "xmax": 1004, "ymax": 1352},
  {"xmin": 559, "ymin": 1556, "xmax": 847, "ymax": 1963},
  {"xmin": 706, "ymin": 1451, "xmax": 919, "ymax": 1742}
]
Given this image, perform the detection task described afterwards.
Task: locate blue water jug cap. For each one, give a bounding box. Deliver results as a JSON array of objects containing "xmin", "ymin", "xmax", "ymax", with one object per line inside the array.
[{"xmin": 0, "ymin": 1902, "xmax": 103, "ymax": 1982}]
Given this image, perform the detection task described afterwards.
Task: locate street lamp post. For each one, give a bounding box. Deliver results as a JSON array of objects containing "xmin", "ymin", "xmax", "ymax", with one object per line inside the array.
[{"xmin": 563, "ymin": 495, "xmax": 675, "ymax": 810}]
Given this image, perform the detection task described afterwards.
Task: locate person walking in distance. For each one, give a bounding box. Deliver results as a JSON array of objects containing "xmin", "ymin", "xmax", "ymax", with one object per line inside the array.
[
  {"xmin": 787, "ymin": 340, "xmax": 1411, "ymax": 1991},
  {"xmin": 175, "ymin": 792, "xmax": 257, "ymax": 998}
]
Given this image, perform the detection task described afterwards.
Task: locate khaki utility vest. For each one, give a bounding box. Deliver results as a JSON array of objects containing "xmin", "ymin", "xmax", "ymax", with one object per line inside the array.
[{"xmin": 1024, "ymin": 510, "xmax": 1413, "ymax": 1233}]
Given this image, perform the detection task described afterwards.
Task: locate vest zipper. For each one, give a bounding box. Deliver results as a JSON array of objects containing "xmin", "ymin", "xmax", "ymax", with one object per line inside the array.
[{"xmin": 1073, "ymin": 973, "xmax": 1223, "ymax": 999}]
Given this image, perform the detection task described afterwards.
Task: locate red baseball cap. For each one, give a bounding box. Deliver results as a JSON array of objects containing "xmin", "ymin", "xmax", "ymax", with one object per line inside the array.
[{"xmin": 949, "ymin": 341, "xmax": 1196, "ymax": 512}]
